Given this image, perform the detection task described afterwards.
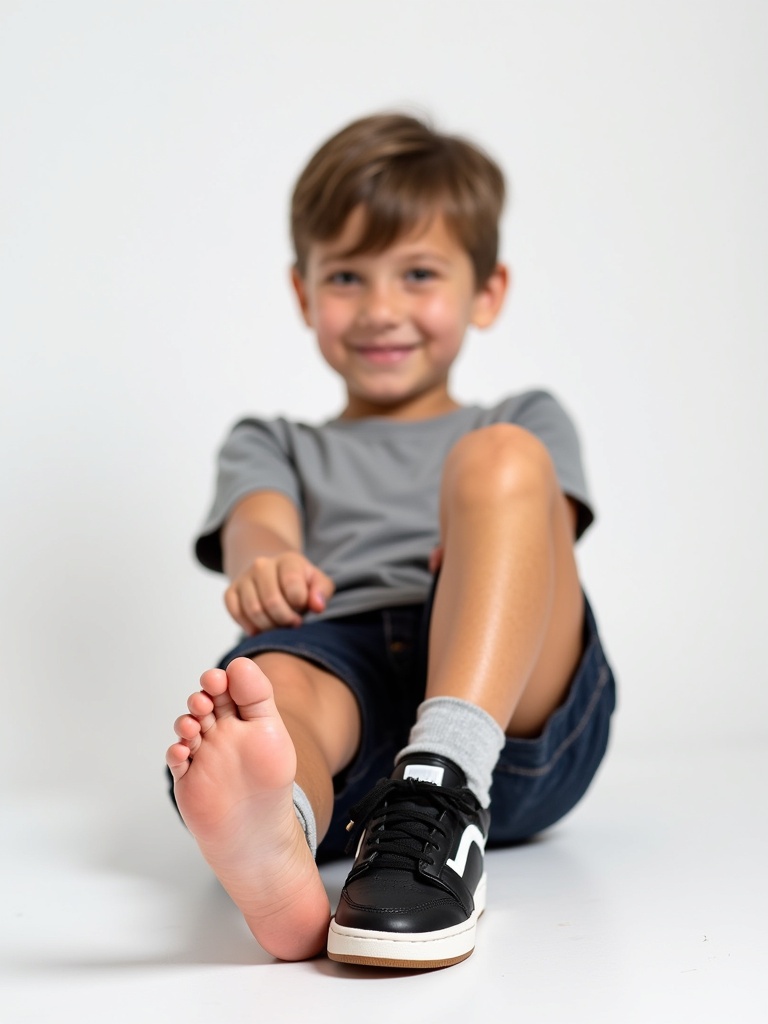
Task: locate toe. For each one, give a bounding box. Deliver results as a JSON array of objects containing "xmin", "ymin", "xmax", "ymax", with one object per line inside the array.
[
  {"xmin": 174, "ymin": 714, "xmax": 201, "ymax": 741},
  {"xmin": 195, "ymin": 668, "xmax": 240, "ymax": 721},
  {"xmin": 199, "ymin": 667, "xmax": 228, "ymax": 696},
  {"xmin": 198, "ymin": 673, "xmax": 239, "ymax": 721},
  {"xmin": 187, "ymin": 691, "xmax": 217, "ymax": 732},
  {"xmin": 166, "ymin": 741, "xmax": 192, "ymax": 780},
  {"xmin": 226, "ymin": 657, "xmax": 275, "ymax": 721},
  {"xmin": 188, "ymin": 691, "xmax": 214, "ymax": 716}
]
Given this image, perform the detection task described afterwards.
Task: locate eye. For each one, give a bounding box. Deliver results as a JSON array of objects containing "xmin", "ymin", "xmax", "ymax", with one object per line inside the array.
[
  {"xmin": 327, "ymin": 270, "xmax": 360, "ymax": 285},
  {"xmin": 405, "ymin": 267, "xmax": 436, "ymax": 283}
]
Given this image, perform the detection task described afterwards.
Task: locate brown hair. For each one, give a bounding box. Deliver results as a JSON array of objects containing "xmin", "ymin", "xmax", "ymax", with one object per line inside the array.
[{"xmin": 290, "ymin": 113, "xmax": 505, "ymax": 286}]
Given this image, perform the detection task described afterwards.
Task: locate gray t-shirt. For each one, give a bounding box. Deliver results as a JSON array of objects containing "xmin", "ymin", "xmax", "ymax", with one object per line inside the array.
[{"xmin": 195, "ymin": 391, "xmax": 594, "ymax": 622}]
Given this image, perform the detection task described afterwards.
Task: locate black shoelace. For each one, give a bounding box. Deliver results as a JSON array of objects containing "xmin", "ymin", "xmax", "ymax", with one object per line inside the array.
[{"xmin": 344, "ymin": 777, "xmax": 479, "ymax": 868}]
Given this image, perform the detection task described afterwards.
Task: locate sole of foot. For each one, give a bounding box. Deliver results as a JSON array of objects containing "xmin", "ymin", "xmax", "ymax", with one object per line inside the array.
[{"xmin": 166, "ymin": 656, "xmax": 330, "ymax": 961}]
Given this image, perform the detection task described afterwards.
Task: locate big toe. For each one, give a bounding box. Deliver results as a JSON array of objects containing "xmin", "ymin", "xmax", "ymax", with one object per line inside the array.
[{"xmin": 226, "ymin": 657, "xmax": 275, "ymax": 719}]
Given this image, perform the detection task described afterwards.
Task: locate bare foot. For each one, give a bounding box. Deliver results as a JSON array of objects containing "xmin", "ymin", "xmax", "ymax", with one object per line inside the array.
[{"xmin": 166, "ymin": 657, "xmax": 330, "ymax": 961}]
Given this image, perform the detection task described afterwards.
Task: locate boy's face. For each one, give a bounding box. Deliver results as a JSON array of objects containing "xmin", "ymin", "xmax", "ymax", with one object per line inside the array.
[{"xmin": 292, "ymin": 207, "xmax": 508, "ymax": 420}]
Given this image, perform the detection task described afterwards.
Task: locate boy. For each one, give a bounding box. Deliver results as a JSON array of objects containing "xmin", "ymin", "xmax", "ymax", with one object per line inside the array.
[{"xmin": 166, "ymin": 113, "xmax": 616, "ymax": 969}]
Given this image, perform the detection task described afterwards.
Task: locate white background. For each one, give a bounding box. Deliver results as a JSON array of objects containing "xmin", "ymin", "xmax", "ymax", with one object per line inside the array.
[
  {"xmin": 3, "ymin": 4, "xmax": 768, "ymax": 1020},
  {"xmin": 2, "ymin": 0, "xmax": 767, "ymax": 806}
]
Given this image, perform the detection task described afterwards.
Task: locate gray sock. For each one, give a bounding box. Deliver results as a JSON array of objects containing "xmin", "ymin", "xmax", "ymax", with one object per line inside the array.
[
  {"xmin": 396, "ymin": 697, "xmax": 506, "ymax": 808},
  {"xmin": 292, "ymin": 782, "xmax": 317, "ymax": 858}
]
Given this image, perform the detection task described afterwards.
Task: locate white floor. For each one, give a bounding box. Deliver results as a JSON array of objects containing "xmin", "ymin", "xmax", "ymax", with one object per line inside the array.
[{"xmin": 3, "ymin": 742, "xmax": 767, "ymax": 1024}]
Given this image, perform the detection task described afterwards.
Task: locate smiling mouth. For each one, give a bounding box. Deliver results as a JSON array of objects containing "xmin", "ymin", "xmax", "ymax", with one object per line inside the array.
[{"xmin": 352, "ymin": 344, "xmax": 419, "ymax": 364}]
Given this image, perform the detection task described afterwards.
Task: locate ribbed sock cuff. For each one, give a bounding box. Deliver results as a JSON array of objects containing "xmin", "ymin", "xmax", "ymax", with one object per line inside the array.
[
  {"xmin": 292, "ymin": 782, "xmax": 317, "ymax": 858},
  {"xmin": 396, "ymin": 696, "xmax": 506, "ymax": 808}
]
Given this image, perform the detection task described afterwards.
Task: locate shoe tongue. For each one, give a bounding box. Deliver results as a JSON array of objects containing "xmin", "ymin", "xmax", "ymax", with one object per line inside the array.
[{"xmin": 392, "ymin": 753, "xmax": 467, "ymax": 790}]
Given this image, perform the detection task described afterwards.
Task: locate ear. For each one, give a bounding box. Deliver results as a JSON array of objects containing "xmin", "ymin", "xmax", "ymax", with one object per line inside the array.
[
  {"xmin": 470, "ymin": 263, "xmax": 510, "ymax": 329},
  {"xmin": 290, "ymin": 266, "xmax": 314, "ymax": 328}
]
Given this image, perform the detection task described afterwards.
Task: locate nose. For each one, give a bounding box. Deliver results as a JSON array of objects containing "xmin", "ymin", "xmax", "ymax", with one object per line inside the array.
[{"xmin": 357, "ymin": 280, "xmax": 402, "ymax": 330}]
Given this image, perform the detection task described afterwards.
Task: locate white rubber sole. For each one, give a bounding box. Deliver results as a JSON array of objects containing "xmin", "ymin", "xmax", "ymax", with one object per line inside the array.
[{"xmin": 326, "ymin": 873, "xmax": 487, "ymax": 969}]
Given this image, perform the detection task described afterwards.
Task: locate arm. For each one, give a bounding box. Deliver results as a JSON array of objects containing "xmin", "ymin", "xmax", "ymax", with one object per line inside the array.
[
  {"xmin": 222, "ymin": 491, "xmax": 302, "ymax": 578},
  {"xmin": 221, "ymin": 491, "xmax": 334, "ymax": 634}
]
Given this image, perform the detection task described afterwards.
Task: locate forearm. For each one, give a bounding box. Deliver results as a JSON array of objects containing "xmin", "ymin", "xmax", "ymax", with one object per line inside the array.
[
  {"xmin": 221, "ymin": 491, "xmax": 303, "ymax": 582},
  {"xmin": 222, "ymin": 520, "xmax": 299, "ymax": 581}
]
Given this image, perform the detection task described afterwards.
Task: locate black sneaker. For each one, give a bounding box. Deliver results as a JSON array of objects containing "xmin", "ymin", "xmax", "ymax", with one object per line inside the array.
[{"xmin": 327, "ymin": 753, "xmax": 490, "ymax": 969}]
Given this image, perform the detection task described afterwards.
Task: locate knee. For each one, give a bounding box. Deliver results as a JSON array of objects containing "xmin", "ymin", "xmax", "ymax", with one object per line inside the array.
[{"xmin": 441, "ymin": 424, "xmax": 556, "ymax": 508}]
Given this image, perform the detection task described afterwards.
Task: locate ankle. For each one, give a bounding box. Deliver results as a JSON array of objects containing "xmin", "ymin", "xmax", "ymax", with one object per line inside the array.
[
  {"xmin": 396, "ymin": 697, "xmax": 506, "ymax": 807},
  {"xmin": 292, "ymin": 782, "xmax": 318, "ymax": 858}
]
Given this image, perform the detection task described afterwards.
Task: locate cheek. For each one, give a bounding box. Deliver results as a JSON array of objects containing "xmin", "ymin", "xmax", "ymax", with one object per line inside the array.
[
  {"xmin": 419, "ymin": 294, "xmax": 467, "ymax": 343},
  {"xmin": 313, "ymin": 299, "xmax": 348, "ymax": 342}
]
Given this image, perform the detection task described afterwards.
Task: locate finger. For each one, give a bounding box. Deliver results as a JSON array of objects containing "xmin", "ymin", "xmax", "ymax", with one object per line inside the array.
[
  {"xmin": 277, "ymin": 555, "xmax": 310, "ymax": 610},
  {"xmin": 234, "ymin": 574, "xmax": 272, "ymax": 632},
  {"xmin": 306, "ymin": 567, "xmax": 335, "ymax": 612},
  {"xmin": 235, "ymin": 575, "xmax": 281, "ymax": 633},
  {"xmin": 252, "ymin": 558, "xmax": 302, "ymax": 628},
  {"xmin": 224, "ymin": 584, "xmax": 258, "ymax": 635}
]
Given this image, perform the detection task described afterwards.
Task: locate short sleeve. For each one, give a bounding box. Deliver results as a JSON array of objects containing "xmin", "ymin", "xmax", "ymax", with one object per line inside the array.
[{"xmin": 194, "ymin": 418, "xmax": 301, "ymax": 573}]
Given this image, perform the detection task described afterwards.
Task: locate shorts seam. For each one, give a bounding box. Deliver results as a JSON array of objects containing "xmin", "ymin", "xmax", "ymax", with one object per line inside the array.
[{"xmin": 495, "ymin": 661, "xmax": 611, "ymax": 779}]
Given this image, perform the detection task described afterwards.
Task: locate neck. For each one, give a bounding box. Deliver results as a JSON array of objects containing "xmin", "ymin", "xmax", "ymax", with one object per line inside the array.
[{"xmin": 339, "ymin": 389, "xmax": 462, "ymax": 422}]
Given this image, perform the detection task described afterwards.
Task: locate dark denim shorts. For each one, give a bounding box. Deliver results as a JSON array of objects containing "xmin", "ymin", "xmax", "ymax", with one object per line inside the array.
[{"xmin": 217, "ymin": 588, "xmax": 617, "ymax": 859}]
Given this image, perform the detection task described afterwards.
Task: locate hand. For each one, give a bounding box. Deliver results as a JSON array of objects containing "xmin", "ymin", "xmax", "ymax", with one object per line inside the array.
[{"xmin": 224, "ymin": 552, "xmax": 335, "ymax": 635}]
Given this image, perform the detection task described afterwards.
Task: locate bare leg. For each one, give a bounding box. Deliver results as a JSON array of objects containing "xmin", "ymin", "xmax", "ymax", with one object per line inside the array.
[
  {"xmin": 166, "ymin": 655, "xmax": 357, "ymax": 961},
  {"xmin": 254, "ymin": 651, "xmax": 361, "ymax": 840},
  {"xmin": 428, "ymin": 424, "xmax": 585, "ymax": 736},
  {"xmin": 328, "ymin": 425, "xmax": 586, "ymax": 970}
]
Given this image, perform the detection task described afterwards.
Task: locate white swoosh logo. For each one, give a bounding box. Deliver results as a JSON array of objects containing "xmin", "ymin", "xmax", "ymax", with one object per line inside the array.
[{"xmin": 446, "ymin": 825, "xmax": 486, "ymax": 877}]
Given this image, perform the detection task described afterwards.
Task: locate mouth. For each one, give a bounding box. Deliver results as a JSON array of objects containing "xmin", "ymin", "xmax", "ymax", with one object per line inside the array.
[{"xmin": 352, "ymin": 343, "xmax": 419, "ymax": 366}]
